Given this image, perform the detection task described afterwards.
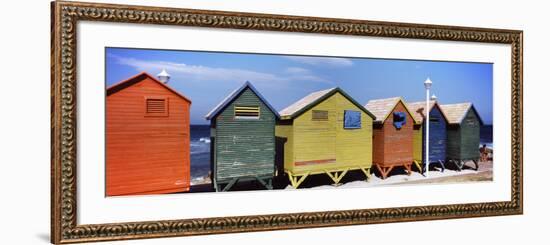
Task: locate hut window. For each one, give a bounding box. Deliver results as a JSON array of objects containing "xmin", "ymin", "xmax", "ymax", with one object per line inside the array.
[
  {"xmin": 393, "ymin": 111, "xmax": 407, "ymax": 129},
  {"xmin": 145, "ymin": 97, "xmax": 168, "ymax": 117},
  {"xmin": 234, "ymin": 106, "xmax": 260, "ymax": 119},
  {"xmin": 312, "ymin": 110, "xmax": 329, "ymax": 121},
  {"xmin": 343, "ymin": 110, "xmax": 361, "ymax": 129},
  {"xmin": 466, "ymin": 118, "xmax": 476, "ymax": 126},
  {"xmin": 429, "ymin": 117, "xmax": 440, "ymax": 123}
]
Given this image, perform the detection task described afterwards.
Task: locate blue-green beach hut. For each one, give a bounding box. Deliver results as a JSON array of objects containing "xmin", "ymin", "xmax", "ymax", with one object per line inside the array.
[
  {"xmin": 440, "ymin": 102, "xmax": 483, "ymax": 171},
  {"xmin": 205, "ymin": 82, "xmax": 280, "ymax": 191}
]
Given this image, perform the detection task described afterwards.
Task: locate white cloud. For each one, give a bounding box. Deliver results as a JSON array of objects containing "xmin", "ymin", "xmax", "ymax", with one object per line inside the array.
[
  {"xmin": 111, "ymin": 54, "xmax": 332, "ymax": 85},
  {"xmin": 284, "ymin": 67, "xmax": 330, "ymax": 83},
  {"xmin": 284, "ymin": 56, "xmax": 353, "ymax": 67},
  {"xmin": 285, "ymin": 67, "xmax": 310, "ymax": 74}
]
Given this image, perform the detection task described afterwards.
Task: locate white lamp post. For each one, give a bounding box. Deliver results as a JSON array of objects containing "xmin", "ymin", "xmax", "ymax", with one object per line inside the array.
[{"xmin": 424, "ymin": 78, "xmax": 432, "ymax": 177}]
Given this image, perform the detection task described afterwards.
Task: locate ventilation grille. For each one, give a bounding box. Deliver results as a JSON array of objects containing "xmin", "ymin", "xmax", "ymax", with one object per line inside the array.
[
  {"xmin": 235, "ymin": 106, "xmax": 260, "ymax": 118},
  {"xmin": 145, "ymin": 97, "xmax": 168, "ymax": 116},
  {"xmin": 312, "ymin": 110, "xmax": 329, "ymax": 120}
]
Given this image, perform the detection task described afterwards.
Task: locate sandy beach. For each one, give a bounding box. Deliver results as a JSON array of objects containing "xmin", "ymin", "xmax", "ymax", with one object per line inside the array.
[
  {"xmin": 285, "ymin": 160, "xmax": 493, "ymax": 190},
  {"xmin": 188, "ymin": 160, "xmax": 492, "ymax": 193}
]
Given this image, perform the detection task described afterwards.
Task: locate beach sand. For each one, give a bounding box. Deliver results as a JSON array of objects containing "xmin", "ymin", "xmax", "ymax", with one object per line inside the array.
[
  {"xmin": 186, "ymin": 160, "xmax": 493, "ymax": 193},
  {"xmin": 285, "ymin": 160, "xmax": 493, "ymax": 190}
]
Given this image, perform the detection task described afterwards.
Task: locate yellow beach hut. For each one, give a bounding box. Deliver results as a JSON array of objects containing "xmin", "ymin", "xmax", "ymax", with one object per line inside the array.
[{"xmin": 275, "ymin": 87, "xmax": 376, "ymax": 188}]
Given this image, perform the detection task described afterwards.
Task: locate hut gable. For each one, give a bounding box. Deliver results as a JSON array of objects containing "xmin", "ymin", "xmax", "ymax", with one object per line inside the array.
[
  {"xmin": 205, "ymin": 81, "xmax": 279, "ymax": 120},
  {"xmin": 407, "ymin": 101, "xmax": 448, "ymax": 124},
  {"xmin": 440, "ymin": 102, "xmax": 483, "ymax": 125},
  {"xmin": 279, "ymin": 87, "xmax": 375, "ymax": 120},
  {"xmin": 107, "ymin": 72, "xmax": 191, "ymax": 103},
  {"xmin": 364, "ymin": 97, "xmax": 418, "ymax": 125},
  {"xmin": 106, "ymin": 72, "xmax": 192, "ymax": 196}
]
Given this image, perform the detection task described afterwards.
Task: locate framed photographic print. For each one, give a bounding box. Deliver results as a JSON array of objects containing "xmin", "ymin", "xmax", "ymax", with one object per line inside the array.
[{"xmin": 51, "ymin": 0, "xmax": 523, "ymax": 244}]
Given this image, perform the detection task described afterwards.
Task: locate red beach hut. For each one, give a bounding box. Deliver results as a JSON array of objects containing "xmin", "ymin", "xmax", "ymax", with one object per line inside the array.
[
  {"xmin": 365, "ymin": 97, "xmax": 418, "ymax": 179},
  {"xmin": 106, "ymin": 71, "xmax": 192, "ymax": 196}
]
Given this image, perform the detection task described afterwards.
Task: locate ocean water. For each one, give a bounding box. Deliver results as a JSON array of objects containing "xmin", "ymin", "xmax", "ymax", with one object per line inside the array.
[
  {"xmin": 480, "ymin": 125, "xmax": 493, "ymax": 148},
  {"xmin": 190, "ymin": 125, "xmax": 211, "ymax": 180}
]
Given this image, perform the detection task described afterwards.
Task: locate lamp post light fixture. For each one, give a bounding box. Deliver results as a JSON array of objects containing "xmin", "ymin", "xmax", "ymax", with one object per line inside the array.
[
  {"xmin": 424, "ymin": 77, "xmax": 432, "ymax": 177},
  {"xmin": 157, "ymin": 69, "xmax": 171, "ymax": 84}
]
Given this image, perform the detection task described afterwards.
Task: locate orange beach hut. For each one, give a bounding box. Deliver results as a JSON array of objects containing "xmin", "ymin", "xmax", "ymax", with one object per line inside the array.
[{"xmin": 106, "ymin": 71, "xmax": 192, "ymax": 196}]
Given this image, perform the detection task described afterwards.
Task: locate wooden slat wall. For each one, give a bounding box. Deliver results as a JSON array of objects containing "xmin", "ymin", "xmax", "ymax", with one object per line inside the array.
[
  {"xmin": 413, "ymin": 124, "xmax": 423, "ymax": 162},
  {"xmin": 446, "ymin": 108, "xmax": 481, "ymax": 160},
  {"xmin": 106, "ymin": 77, "xmax": 190, "ymax": 196},
  {"xmin": 421, "ymin": 106, "xmax": 447, "ymax": 162},
  {"xmin": 374, "ymin": 101, "xmax": 414, "ymax": 167},
  {"xmin": 372, "ymin": 124, "xmax": 385, "ymax": 165},
  {"xmin": 213, "ymin": 88, "xmax": 276, "ymax": 183},
  {"xmin": 335, "ymin": 94, "xmax": 373, "ymax": 169},
  {"xmin": 285, "ymin": 92, "xmax": 373, "ymax": 174},
  {"xmin": 293, "ymin": 96, "xmax": 336, "ymax": 168},
  {"xmin": 446, "ymin": 125, "xmax": 462, "ymax": 160},
  {"xmin": 460, "ymin": 108, "xmax": 481, "ymax": 159}
]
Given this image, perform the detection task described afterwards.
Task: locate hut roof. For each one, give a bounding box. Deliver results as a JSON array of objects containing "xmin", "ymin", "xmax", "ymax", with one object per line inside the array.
[
  {"xmin": 440, "ymin": 102, "xmax": 484, "ymax": 125},
  {"xmin": 205, "ymin": 81, "xmax": 279, "ymax": 120},
  {"xmin": 364, "ymin": 97, "xmax": 418, "ymax": 124},
  {"xmin": 407, "ymin": 101, "xmax": 448, "ymax": 124},
  {"xmin": 279, "ymin": 87, "xmax": 376, "ymax": 120},
  {"xmin": 106, "ymin": 72, "xmax": 191, "ymax": 103}
]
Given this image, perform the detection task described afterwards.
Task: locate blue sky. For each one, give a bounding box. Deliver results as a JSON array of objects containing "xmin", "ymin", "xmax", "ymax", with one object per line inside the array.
[{"xmin": 106, "ymin": 47, "xmax": 493, "ymax": 125}]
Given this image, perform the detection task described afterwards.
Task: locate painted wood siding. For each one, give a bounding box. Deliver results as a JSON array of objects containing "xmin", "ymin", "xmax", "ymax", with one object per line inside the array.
[
  {"xmin": 286, "ymin": 92, "xmax": 372, "ymax": 174},
  {"xmin": 292, "ymin": 96, "xmax": 336, "ymax": 169},
  {"xmin": 335, "ymin": 95, "xmax": 373, "ymax": 169},
  {"xmin": 446, "ymin": 108, "xmax": 481, "ymax": 160},
  {"xmin": 459, "ymin": 108, "xmax": 481, "ymax": 160},
  {"xmin": 106, "ymin": 77, "xmax": 190, "ymax": 196},
  {"xmin": 213, "ymin": 88, "xmax": 276, "ymax": 183},
  {"xmin": 372, "ymin": 124, "xmax": 385, "ymax": 165},
  {"xmin": 413, "ymin": 124, "xmax": 423, "ymax": 162},
  {"xmin": 446, "ymin": 125, "xmax": 462, "ymax": 160},
  {"xmin": 422, "ymin": 106, "xmax": 447, "ymax": 162},
  {"xmin": 373, "ymin": 101, "xmax": 414, "ymax": 167}
]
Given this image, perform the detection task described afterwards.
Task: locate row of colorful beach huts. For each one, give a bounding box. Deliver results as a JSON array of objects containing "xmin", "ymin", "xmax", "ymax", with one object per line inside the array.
[{"xmin": 106, "ymin": 72, "xmax": 483, "ymax": 196}]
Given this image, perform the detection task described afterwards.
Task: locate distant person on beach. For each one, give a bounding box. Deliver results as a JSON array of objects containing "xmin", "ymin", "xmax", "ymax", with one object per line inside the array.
[{"xmin": 480, "ymin": 144, "xmax": 489, "ymax": 162}]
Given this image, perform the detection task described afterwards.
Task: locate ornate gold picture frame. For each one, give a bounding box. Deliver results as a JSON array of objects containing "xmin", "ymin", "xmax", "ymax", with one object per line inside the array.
[{"xmin": 51, "ymin": 1, "xmax": 523, "ymax": 244}]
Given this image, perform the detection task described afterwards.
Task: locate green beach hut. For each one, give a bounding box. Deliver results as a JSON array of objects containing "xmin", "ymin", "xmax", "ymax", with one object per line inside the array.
[
  {"xmin": 205, "ymin": 82, "xmax": 280, "ymax": 191},
  {"xmin": 440, "ymin": 102, "xmax": 483, "ymax": 171}
]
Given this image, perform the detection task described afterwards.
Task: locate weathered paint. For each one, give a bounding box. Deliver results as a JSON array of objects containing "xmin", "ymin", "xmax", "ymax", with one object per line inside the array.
[
  {"xmin": 447, "ymin": 108, "xmax": 481, "ymax": 160},
  {"xmin": 106, "ymin": 73, "xmax": 191, "ymax": 196},
  {"xmin": 210, "ymin": 87, "xmax": 277, "ymax": 190},
  {"xmin": 276, "ymin": 91, "xmax": 373, "ymax": 180}
]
